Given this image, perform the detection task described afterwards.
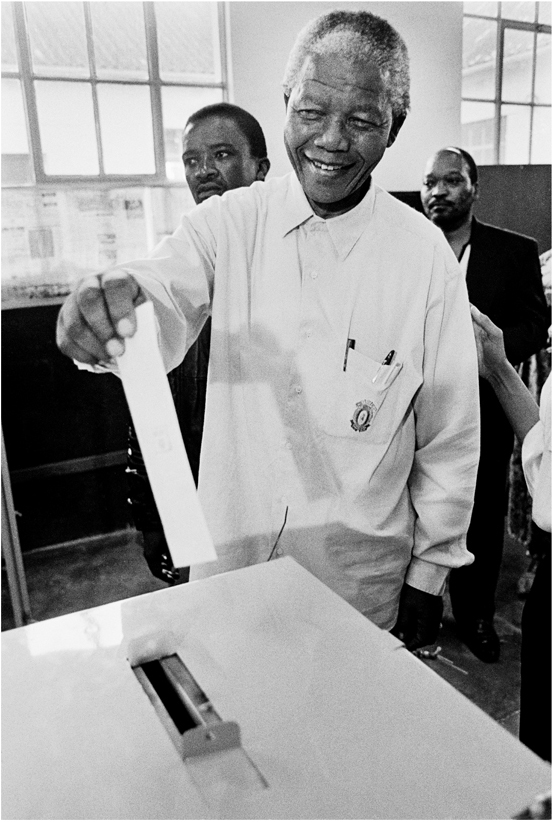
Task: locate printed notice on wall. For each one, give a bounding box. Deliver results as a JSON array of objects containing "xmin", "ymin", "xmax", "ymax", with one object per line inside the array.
[{"xmin": 1, "ymin": 186, "xmax": 190, "ymax": 306}]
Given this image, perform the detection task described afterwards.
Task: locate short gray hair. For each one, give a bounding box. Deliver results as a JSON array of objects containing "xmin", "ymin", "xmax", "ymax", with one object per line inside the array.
[{"xmin": 282, "ymin": 10, "xmax": 410, "ymax": 122}]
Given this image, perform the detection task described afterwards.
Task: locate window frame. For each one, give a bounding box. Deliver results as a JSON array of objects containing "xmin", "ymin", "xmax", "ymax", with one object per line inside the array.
[
  {"xmin": 2, "ymin": 1, "xmax": 229, "ymax": 187},
  {"xmin": 462, "ymin": 2, "xmax": 551, "ymax": 164}
]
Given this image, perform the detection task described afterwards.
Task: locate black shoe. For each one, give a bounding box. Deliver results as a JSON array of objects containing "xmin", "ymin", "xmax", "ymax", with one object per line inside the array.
[{"xmin": 457, "ymin": 618, "xmax": 500, "ymax": 663}]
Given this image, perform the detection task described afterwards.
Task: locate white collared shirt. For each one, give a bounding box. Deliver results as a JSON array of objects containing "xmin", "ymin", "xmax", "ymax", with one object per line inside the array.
[
  {"xmin": 522, "ymin": 373, "xmax": 552, "ymax": 534},
  {"xmin": 459, "ymin": 242, "xmax": 471, "ymax": 276},
  {"xmin": 117, "ymin": 173, "xmax": 480, "ymax": 629}
]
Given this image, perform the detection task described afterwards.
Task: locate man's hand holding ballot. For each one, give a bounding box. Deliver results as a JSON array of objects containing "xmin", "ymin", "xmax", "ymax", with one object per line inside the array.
[{"xmin": 57, "ymin": 271, "xmax": 146, "ymax": 365}]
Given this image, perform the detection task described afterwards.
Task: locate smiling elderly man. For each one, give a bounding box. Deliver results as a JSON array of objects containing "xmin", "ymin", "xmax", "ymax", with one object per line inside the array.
[{"xmin": 56, "ymin": 11, "xmax": 480, "ymax": 651}]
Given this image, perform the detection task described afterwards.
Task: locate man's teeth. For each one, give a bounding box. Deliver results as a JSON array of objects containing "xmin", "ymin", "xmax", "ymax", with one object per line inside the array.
[{"xmin": 310, "ymin": 159, "xmax": 343, "ymax": 171}]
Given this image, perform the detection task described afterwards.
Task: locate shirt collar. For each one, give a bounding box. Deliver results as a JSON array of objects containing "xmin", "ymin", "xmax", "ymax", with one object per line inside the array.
[
  {"xmin": 281, "ymin": 173, "xmax": 314, "ymax": 235},
  {"xmin": 459, "ymin": 242, "xmax": 471, "ymax": 276},
  {"xmin": 282, "ymin": 173, "xmax": 377, "ymax": 259}
]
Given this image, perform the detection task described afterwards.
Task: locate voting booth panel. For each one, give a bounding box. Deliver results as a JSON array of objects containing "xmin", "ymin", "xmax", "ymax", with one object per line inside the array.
[{"xmin": 2, "ymin": 558, "xmax": 551, "ymax": 820}]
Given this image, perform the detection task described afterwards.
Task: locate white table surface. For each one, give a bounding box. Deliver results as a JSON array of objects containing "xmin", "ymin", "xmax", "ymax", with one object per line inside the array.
[{"xmin": 2, "ymin": 557, "xmax": 551, "ymax": 819}]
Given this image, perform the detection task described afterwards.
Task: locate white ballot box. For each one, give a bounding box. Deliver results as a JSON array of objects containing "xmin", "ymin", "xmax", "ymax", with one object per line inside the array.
[{"xmin": 2, "ymin": 557, "xmax": 551, "ymax": 819}]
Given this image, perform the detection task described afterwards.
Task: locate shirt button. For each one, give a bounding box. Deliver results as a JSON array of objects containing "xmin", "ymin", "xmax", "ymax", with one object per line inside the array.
[
  {"xmin": 310, "ymin": 271, "xmax": 318, "ymax": 280},
  {"xmin": 275, "ymin": 548, "xmax": 283, "ymax": 557},
  {"xmin": 285, "ymin": 441, "xmax": 292, "ymax": 450},
  {"xmin": 295, "ymin": 385, "xmax": 302, "ymax": 394},
  {"xmin": 305, "ymin": 328, "xmax": 312, "ymax": 337}
]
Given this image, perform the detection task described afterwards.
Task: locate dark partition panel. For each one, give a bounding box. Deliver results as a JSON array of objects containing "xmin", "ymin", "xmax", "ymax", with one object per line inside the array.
[
  {"xmin": 474, "ymin": 165, "xmax": 551, "ymax": 254},
  {"xmin": 2, "ymin": 305, "xmax": 132, "ymax": 550}
]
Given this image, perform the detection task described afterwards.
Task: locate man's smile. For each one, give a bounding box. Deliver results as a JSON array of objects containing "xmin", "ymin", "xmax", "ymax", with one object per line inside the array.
[{"xmin": 305, "ymin": 155, "xmax": 354, "ymax": 175}]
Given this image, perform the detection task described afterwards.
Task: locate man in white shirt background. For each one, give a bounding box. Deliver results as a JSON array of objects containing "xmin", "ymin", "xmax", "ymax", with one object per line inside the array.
[{"xmin": 57, "ymin": 10, "xmax": 480, "ymax": 651}]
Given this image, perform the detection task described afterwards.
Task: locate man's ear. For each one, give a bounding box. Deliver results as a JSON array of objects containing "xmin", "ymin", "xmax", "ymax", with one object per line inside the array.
[
  {"xmin": 472, "ymin": 181, "xmax": 480, "ymax": 202},
  {"xmin": 387, "ymin": 113, "xmax": 407, "ymax": 148},
  {"xmin": 256, "ymin": 158, "xmax": 271, "ymax": 182}
]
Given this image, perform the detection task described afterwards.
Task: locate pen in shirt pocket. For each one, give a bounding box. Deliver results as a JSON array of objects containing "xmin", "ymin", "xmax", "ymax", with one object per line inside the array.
[
  {"xmin": 343, "ymin": 338, "xmax": 356, "ymax": 371},
  {"xmin": 372, "ymin": 349, "xmax": 397, "ymax": 384}
]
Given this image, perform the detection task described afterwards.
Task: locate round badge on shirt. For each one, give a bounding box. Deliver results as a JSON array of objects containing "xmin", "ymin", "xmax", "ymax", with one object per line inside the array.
[{"xmin": 350, "ymin": 400, "xmax": 377, "ymax": 432}]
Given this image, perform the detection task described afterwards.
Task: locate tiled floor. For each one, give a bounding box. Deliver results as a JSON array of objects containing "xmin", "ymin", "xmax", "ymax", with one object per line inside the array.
[{"xmin": 2, "ymin": 525, "xmax": 531, "ymax": 738}]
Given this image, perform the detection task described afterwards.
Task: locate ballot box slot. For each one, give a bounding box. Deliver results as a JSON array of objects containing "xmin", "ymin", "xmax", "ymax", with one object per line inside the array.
[
  {"xmin": 139, "ymin": 659, "xmax": 199, "ymax": 734},
  {"xmin": 133, "ymin": 653, "xmax": 231, "ymax": 747},
  {"xmin": 132, "ymin": 652, "xmax": 268, "ymax": 799}
]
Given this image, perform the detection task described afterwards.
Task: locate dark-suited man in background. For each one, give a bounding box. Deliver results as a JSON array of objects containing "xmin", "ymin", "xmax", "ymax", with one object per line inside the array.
[
  {"xmin": 421, "ymin": 146, "xmax": 549, "ymax": 662},
  {"xmin": 127, "ymin": 103, "xmax": 270, "ymax": 584}
]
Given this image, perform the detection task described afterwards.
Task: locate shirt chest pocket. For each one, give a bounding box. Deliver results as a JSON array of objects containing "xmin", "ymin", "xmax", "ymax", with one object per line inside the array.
[{"xmin": 319, "ymin": 348, "xmax": 411, "ymax": 445}]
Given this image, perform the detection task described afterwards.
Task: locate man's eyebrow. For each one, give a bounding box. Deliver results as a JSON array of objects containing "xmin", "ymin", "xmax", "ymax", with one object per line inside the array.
[
  {"xmin": 294, "ymin": 90, "xmax": 321, "ymax": 103},
  {"xmin": 183, "ymin": 142, "xmax": 236, "ymax": 153}
]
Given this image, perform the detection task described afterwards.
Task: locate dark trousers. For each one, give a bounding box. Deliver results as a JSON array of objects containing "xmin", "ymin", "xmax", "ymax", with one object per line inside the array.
[
  {"xmin": 449, "ymin": 383, "xmax": 515, "ymax": 623},
  {"xmin": 520, "ymin": 549, "xmax": 551, "ymax": 761}
]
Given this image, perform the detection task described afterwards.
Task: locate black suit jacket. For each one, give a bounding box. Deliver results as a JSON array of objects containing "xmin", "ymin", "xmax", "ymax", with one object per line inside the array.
[
  {"xmin": 466, "ymin": 217, "xmax": 549, "ymax": 365},
  {"xmin": 465, "ymin": 217, "xmax": 549, "ymax": 469}
]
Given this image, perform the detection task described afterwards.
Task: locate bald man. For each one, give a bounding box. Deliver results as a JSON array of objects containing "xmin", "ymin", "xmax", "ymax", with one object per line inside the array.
[{"xmin": 421, "ymin": 147, "xmax": 549, "ymax": 662}]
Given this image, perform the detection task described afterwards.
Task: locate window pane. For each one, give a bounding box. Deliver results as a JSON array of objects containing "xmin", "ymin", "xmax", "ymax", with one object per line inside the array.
[
  {"xmin": 161, "ymin": 85, "xmax": 223, "ymax": 180},
  {"xmin": 461, "ymin": 100, "xmax": 497, "ymax": 163},
  {"xmin": 463, "ymin": 17, "xmax": 497, "ymax": 99},
  {"xmin": 35, "ymin": 81, "xmax": 98, "ymax": 174},
  {"xmin": 501, "ymin": 2, "xmax": 536, "ymax": 22},
  {"xmin": 1, "ymin": 79, "xmax": 33, "ymax": 185},
  {"xmin": 535, "ymin": 33, "xmax": 551, "ymax": 104},
  {"xmin": 463, "ymin": 2, "xmax": 498, "ymax": 17},
  {"xmin": 26, "ymin": 2, "xmax": 89, "ymax": 77},
  {"xmin": 91, "ymin": 2, "xmax": 148, "ymax": 80},
  {"xmin": 538, "ymin": 2, "xmax": 551, "ymax": 24},
  {"xmin": 502, "ymin": 28, "xmax": 534, "ymax": 102},
  {"xmin": 156, "ymin": 2, "xmax": 221, "ymax": 82},
  {"xmin": 500, "ymin": 104, "xmax": 531, "ymax": 162},
  {"xmin": 2, "ymin": 3, "xmax": 18, "ymax": 72},
  {"xmin": 531, "ymin": 106, "xmax": 551, "ymax": 162},
  {"xmin": 97, "ymin": 84, "xmax": 155, "ymax": 174}
]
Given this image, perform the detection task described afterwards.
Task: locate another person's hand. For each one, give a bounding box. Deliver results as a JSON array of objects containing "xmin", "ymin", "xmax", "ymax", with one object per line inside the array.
[
  {"xmin": 539, "ymin": 248, "xmax": 551, "ymax": 308},
  {"xmin": 141, "ymin": 530, "xmax": 182, "ymax": 585},
  {"xmin": 470, "ymin": 304, "xmax": 508, "ymax": 381},
  {"xmin": 514, "ymin": 790, "xmax": 552, "ymax": 819},
  {"xmin": 56, "ymin": 271, "xmax": 146, "ymax": 364},
  {"xmin": 391, "ymin": 583, "xmax": 443, "ymax": 651}
]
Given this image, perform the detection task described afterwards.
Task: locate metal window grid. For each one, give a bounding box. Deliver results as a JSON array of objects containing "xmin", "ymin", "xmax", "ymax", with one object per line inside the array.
[
  {"xmin": 2, "ymin": 1, "xmax": 228, "ymax": 187},
  {"xmin": 462, "ymin": 2, "xmax": 551, "ymax": 163}
]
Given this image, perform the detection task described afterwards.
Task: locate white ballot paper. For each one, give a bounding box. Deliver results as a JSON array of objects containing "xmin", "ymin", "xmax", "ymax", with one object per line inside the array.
[{"xmin": 117, "ymin": 300, "xmax": 217, "ymax": 567}]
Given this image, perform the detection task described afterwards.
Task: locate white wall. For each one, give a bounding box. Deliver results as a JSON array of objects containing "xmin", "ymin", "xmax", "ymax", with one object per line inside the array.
[{"xmin": 227, "ymin": 1, "xmax": 463, "ymax": 191}]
